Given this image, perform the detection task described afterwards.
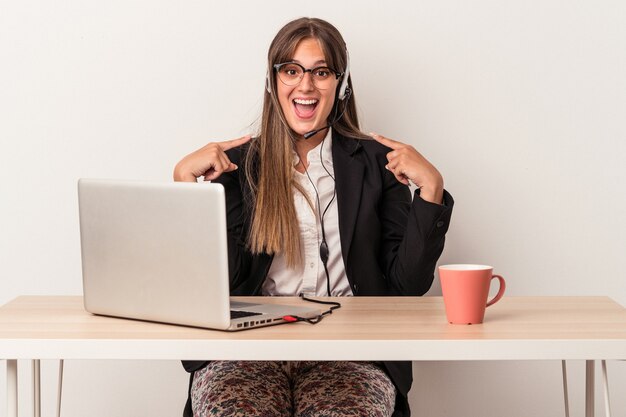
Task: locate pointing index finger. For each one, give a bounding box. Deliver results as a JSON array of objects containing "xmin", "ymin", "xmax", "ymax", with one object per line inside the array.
[
  {"xmin": 220, "ymin": 135, "xmax": 252, "ymax": 151},
  {"xmin": 370, "ymin": 132, "xmax": 400, "ymax": 150}
]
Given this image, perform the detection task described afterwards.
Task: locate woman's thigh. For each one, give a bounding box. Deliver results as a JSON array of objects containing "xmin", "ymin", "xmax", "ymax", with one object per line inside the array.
[
  {"xmin": 191, "ymin": 361, "xmax": 292, "ymax": 417},
  {"xmin": 292, "ymin": 361, "xmax": 396, "ymax": 417}
]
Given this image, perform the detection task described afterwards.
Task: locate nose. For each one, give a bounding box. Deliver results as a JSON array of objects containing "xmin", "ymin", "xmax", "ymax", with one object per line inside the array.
[{"xmin": 298, "ymin": 71, "xmax": 315, "ymax": 91}]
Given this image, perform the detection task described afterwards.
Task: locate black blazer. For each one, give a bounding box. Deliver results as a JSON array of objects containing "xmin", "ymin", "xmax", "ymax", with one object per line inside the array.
[{"xmin": 182, "ymin": 130, "xmax": 454, "ymax": 417}]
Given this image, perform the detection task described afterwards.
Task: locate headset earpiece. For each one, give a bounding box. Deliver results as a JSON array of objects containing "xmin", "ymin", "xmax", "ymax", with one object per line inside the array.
[
  {"xmin": 266, "ymin": 69, "xmax": 271, "ymax": 94},
  {"xmin": 342, "ymin": 86, "xmax": 352, "ymax": 101},
  {"xmin": 338, "ymin": 48, "xmax": 350, "ymax": 101}
]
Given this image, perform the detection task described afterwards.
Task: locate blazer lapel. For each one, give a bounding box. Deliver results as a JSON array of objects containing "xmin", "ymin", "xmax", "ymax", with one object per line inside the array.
[{"xmin": 332, "ymin": 131, "xmax": 364, "ymax": 270}]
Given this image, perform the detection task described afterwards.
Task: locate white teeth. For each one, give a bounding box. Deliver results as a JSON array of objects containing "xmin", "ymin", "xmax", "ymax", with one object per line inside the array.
[{"xmin": 293, "ymin": 99, "xmax": 318, "ymax": 105}]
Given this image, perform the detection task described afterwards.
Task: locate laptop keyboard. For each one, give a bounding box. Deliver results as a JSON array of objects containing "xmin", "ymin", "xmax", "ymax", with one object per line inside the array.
[{"xmin": 230, "ymin": 310, "xmax": 263, "ymax": 319}]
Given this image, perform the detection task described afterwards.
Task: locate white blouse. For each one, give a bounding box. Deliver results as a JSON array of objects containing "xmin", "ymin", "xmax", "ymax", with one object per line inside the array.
[{"xmin": 261, "ymin": 129, "xmax": 352, "ymax": 297}]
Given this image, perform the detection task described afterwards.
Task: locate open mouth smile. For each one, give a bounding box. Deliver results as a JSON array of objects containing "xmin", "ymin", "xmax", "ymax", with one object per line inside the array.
[{"xmin": 293, "ymin": 98, "xmax": 319, "ymax": 119}]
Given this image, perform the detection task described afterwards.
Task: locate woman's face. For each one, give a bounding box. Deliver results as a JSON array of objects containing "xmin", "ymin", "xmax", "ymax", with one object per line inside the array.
[{"xmin": 276, "ymin": 38, "xmax": 339, "ymax": 139}]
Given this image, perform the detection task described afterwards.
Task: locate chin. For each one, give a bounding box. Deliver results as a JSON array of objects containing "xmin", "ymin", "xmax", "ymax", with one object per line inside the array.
[{"xmin": 290, "ymin": 124, "xmax": 318, "ymax": 137}]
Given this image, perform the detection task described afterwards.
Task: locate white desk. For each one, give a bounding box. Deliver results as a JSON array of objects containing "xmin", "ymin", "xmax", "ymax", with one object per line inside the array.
[{"xmin": 2, "ymin": 295, "xmax": 626, "ymax": 416}]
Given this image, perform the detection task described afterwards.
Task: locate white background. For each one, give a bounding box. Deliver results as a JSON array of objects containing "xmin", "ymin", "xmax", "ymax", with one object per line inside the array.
[{"xmin": 1, "ymin": 1, "xmax": 625, "ymax": 416}]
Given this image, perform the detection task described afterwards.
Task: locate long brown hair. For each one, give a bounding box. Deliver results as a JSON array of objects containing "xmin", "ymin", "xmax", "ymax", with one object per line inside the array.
[{"xmin": 245, "ymin": 17, "xmax": 368, "ymax": 267}]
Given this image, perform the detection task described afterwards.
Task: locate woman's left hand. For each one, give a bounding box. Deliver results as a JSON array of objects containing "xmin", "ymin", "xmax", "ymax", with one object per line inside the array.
[{"xmin": 371, "ymin": 133, "xmax": 444, "ymax": 205}]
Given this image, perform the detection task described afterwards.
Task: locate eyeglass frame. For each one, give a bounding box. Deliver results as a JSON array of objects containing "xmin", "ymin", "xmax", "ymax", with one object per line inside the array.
[{"xmin": 273, "ymin": 62, "xmax": 344, "ymax": 89}]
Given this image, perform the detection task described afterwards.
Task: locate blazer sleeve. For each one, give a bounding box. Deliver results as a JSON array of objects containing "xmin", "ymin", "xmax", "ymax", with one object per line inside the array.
[
  {"xmin": 211, "ymin": 148, "xmax": 254, "ymax": 293},
  {"xmin": 377, "ymin": 154, "xmax": 454, "ymax": 295}
]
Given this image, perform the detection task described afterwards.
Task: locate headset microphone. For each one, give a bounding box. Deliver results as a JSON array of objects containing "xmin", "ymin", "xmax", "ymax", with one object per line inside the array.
[
  {"xmin": 302, "ymin": 86, "xmax": 351, "ymax": 140},
  {"xmin": 303, "ymin": 126, "xmax": 329, "ymax": 140}
]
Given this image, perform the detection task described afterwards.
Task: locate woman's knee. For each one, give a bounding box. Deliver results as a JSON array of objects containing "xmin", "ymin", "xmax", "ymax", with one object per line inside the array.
[
  {"xmin": 293, "ymin": 361, "xmax": 396, "ymax": 417},
  {"xmin": 191, "ymin": 361, "xmax": 292, "ymax": 417}
]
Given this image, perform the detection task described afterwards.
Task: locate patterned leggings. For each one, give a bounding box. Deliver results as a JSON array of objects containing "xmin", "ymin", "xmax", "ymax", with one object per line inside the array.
[{"xmin": 191, "ymin": 361, "xmax": 396, "ymax": 417}]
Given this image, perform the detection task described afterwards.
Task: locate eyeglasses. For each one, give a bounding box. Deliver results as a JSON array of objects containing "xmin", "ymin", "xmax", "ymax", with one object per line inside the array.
[{"xmin": 273, "ymin": 62, "xmax": 343, "ymax": 90}]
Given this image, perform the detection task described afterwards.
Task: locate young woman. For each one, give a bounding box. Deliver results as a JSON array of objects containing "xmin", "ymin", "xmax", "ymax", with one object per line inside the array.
[{"xmin": 175, "ymin": 17, "xmax": 453, "ymax": 417}]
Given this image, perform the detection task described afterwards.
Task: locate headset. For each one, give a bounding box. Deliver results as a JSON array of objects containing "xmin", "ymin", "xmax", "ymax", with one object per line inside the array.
[
  {"xmin": 265, "ymin": 48, "xmax": 352, "ymax": 295},
  {"xmin": 337, "ymin": 49, "xmax": 350, "ymax": 101},
  {"xmin": 266, "ymin": 48, "xmax": 351, "ymax": 101},
  {"xmin": 266, "ymin": 48, "xmax": 351, "ymax": 139}
]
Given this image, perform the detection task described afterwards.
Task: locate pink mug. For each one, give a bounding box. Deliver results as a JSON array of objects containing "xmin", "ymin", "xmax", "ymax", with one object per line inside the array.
[{"xmin": 439, "ymin": 264, "xmax": 506, "ymax": 324}]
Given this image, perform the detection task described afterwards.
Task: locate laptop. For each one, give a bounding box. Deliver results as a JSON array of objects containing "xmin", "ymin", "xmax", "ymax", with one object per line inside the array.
[{"xmin": 77, "ymin": 178, "xmax": 320, "ymax": 331}]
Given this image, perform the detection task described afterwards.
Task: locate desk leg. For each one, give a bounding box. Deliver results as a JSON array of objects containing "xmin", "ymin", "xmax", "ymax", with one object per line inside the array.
[
  {"xmin": 562, "ymin": 360, "xmax": 570, "ymax": 417},
  {"xmin": 7, "ymin": 359, "xmax": 18, "ymax": 417},
  {"xmin": 34, "ymin": 359, "xmax": 41, "ymax": 417},
  {"xmin": 57, "ymin": 359, "xmax": 64, "ymax": 417},
  {"xmin": 601, "ymin": 360, "xmax": 611, "ymax": 417},
  {"xmin": 586, "ymin": 360, "xmax": 595, "ymax": 417}
]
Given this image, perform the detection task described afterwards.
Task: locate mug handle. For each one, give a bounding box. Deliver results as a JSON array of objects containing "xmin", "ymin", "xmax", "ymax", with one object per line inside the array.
[{"xmin": 486, "ymin": 275, "xmax": 506, "ymax": 307}]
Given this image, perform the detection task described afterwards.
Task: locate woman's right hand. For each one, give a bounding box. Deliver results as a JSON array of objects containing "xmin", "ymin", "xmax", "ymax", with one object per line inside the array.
[{"xmin": 173, "ymin": 135, "xmax": 252, "ymax": 182}]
